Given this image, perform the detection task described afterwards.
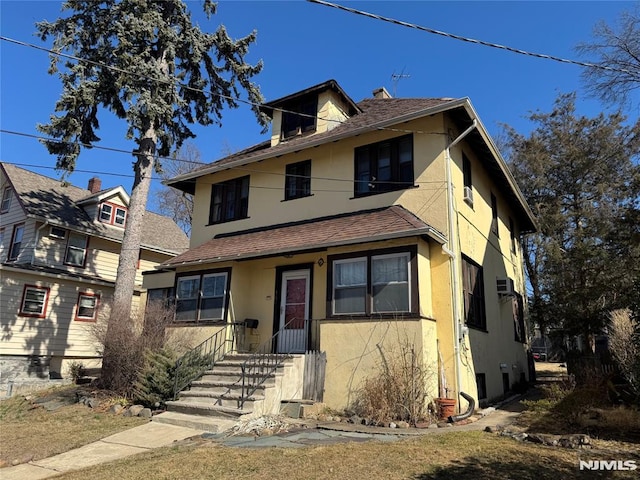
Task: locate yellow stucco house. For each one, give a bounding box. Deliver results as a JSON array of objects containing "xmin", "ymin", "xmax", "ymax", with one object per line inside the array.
[
  {"xmin": 0, "ymin": 163, "xmax": 189, "ymax": 395},
  {"xmin": 146, "ymin": 80, "xmax": 536, "ymax": 415}
]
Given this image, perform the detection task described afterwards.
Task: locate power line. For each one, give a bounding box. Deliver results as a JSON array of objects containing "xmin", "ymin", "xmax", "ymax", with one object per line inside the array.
[
  {"xmin": 0, "ymin": 35, "xmax": 454, "ymax": 139},
  {"xmin": 308, "ymin": 0, "xmax": 634, "ymax": 75}
]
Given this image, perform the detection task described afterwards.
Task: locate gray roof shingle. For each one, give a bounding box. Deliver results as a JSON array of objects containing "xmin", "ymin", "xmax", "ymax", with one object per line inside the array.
[
  {"xmin": 163, "ymin": 205, "xmax": 444, "ymax": 266},
  {"xmin": 1, "ymin": 162, "xmax": 188, "ymax": 254}
]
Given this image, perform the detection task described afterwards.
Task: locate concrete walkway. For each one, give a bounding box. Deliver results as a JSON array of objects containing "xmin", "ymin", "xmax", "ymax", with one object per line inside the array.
[{"xmin": 1, "ymin": 392, "xmax": 533, "ymax": 479}]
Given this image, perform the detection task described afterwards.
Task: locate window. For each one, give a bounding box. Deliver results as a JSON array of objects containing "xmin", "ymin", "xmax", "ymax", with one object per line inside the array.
[
  {"xmin": 50, "ymin": 226, "xmax": 66, "ymax": 239},
  {"xmin": 284, "ymin": 160, "xmax": 311, "ymax": 200},
  {"xmin": 8, "ymin": 223, "xmax": 24, "ymax": 261},
  {"xmin": 329, "ymin": 248, "xmax": 415, "ymax": 317},
  {"xmin": 513, "ymin": 293, "xmax": 526, "ymax": 343},
  {"xmin": 462, "ymin": 154, "xmax": 474, "ymax": 207},
  {"xmin": 209, "ymin": 176, "xmax": 249, "ymax": 224},
  {"xmin": 354, "ymin": 134, "xmax": 413, "ymax": 196},
  {"xmin": 19, "ymin": 285, "xmax": 50, "ymax": 318},
  {"xmin": 490, "ymin": 193, "xmax": 499, "ymax": 236},
  {"xmin": 65, "ymin": 233, "xmax": 88, "ymax": 267},
  {"xmin": 175, "ymin": 271, "xmax": 230, "ymax": 323},
  {"xmin": 75, "ymin": 293, "xmax": 100, "ymax": 321},
  {"xmin": 463, "ymin": 153, "xmax": 472, "ymax": 189},
  {"xmin": 99, "ymin": 202, "xmax": 127, "ymax": 227},
  {"xmin": 146, "ymin": 287, "xmax": 175, "ymax": 309},
  {"xmin": 509, "ymin": 217, "xmax": 517, "ymax": 254},
  {"xmin": 476, "ymin": 373, "xmax": 487, "ymax": 400},
  {"xmin": 462, "ymin": 255, "xmax": 486, "ymax": 330},
  {"xmin": 0, "ymin": 187, "xmax": 11, "ymax": 213},
  {"xmin": 281, "ymin": 98, "xmax": 317, "ymax": 139}
]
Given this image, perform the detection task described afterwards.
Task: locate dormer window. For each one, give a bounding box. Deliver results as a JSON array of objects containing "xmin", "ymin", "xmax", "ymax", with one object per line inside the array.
[
  {"xmin": 282, "ymin": 98, "xmax": 317, "ymax": 139},
  {"xmin": 99, "ymin": 202, "xmax": 127, "ymax": 227}
]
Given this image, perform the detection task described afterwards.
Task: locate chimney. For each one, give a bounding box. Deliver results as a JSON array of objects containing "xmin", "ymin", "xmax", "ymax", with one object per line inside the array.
[
  {"xmin": 372, "ymin": 87, "xmax": 392, "ymax": 99},
  {"xmin": 88, "ymin": 177, "xmax": 102, "ymax": 194}
]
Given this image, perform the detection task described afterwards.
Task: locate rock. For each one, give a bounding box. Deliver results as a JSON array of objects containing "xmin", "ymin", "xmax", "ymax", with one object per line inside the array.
[
  {"xmin": 348, "ymin": 415, "xmax": 363, "ymax": 425},
  {"xmin": 87, "ymin": 397, "xmax": 99, "ymax": 409},
  {"xmin": 109, "ymin": 404, "xmax": 124, "ymax": 415},
  {"xmin": 139, "ymin": 408, "xmax": 152, "ymax": 418},
  {"xmin": 389, "ymin": 422, "xmax": 397, "ymax": 429},
  {"xmin": 484, "ymin": 425, "xmax": 504, "ymax": 433},
  {"xmin": 396, "ymin": 421, "xmax": 410, "ymax": 429},
  {"xmin": 512, "ymin": 433, "xmax": 529, "ymax": 442},
  {"xmin": 128, "ymin": 405, "xmax": 144, "ymax": 417},
  {"xmin": 479, "ymin": 407, "xmax": 495, "ymax": 417}
]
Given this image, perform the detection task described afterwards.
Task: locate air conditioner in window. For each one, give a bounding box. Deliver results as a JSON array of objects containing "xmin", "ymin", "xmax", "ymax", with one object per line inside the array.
[
  {"xmin": 496, "ymin": 277, "xmax": 515, "ymax": 297},
  {"xmin": 463, "ymin": 186, "xmax": 474, "ymax": 206}
]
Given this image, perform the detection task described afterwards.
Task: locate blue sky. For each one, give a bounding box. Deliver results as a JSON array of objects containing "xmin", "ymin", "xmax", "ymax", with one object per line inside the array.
[{"xmin": 1, "ymin": 0, "xmax": 638, "ymax": 209}]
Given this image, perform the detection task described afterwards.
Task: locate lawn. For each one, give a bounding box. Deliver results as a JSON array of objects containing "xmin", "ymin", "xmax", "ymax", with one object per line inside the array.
[
  {"xmin": 2, "ymin": 368, "xmax": 639, "ymax": 479},
  {"xmin": 0, "ymin": 385, "xmax": 146, "ymax": 467}
]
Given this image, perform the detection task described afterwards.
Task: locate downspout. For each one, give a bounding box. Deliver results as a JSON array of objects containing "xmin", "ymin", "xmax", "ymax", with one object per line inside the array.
[
  {"xmin": 31, "ymin": 220, "xmax": 49, "ymax": 266},
  {"xmin": 444, "ymin": 119, "xmax": 477, "ymax": 410}
]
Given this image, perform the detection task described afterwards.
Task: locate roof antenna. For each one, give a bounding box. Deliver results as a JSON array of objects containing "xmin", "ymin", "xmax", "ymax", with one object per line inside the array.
[{"xmin": 391, "ymin": 68, "xmax": 410, "ymax": 97}]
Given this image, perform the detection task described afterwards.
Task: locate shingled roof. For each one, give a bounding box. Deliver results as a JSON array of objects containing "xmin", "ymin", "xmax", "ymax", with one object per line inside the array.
[
  {"xmin": 1, "ymin": 162, "xmax": 188, "ymax": 254},
  {"xmin": 167, "ymin": 96, "xmax": 460, "ymax": 194},
  {"xmin": 163, "ymin": 205, "xmax": 445, "ymax": 267}
]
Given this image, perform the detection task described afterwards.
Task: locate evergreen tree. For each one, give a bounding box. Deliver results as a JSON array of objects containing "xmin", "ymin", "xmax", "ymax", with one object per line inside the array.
[
  {"xmin": 37, "ymin": 0, "xmax": 269, "ymax": 390},
  {"xmin": 503, "ymin": 93, "xmax": 640, "ymax": 350}
]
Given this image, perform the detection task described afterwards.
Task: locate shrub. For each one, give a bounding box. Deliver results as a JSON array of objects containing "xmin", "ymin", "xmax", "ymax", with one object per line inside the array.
[
  {"xmin": 67, "ymin": 361, "xmax": 86, "ymax": 383},
  {"xmin": 352, "ymin": 340, "xmax": 436, "ymax": 426},
  {"xmin": 132, "ymin": 348, "xmax": 177, "ymax": 408},
  {"xmin": 609, "ymin": 309, "xmax": 640, "ymax": 400}
]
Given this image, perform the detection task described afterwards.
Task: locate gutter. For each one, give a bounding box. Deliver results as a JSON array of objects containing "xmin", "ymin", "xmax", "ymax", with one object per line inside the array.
[{"xmin": 444, "ymin": 119, "xmax": 477, "ymax": 413}]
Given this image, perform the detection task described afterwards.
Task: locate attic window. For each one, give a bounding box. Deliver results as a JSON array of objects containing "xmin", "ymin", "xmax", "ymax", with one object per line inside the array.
[
  {"xmin": 99, "ymin": 202, "xmax": 127, "ymax": 227},
  {"xmin": 50, "ymin": 227, "xmax": 66, "ymax": 239},
  {"xmin": 281, "ymin": 98, "xmax": 317, "ymax": 139},
  {"xmin": 0, "ymin": 187, "xmax": 12, "ymax": 213}
]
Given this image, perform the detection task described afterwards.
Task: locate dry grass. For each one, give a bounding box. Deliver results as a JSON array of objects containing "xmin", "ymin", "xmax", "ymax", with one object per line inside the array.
[
  {"xmin": 0, "ymin": 385, "xmax": 146, "ymax": 466},
  {"xmin": 49, "ymin": 430, "xmax": 640, "ymax": 480}
]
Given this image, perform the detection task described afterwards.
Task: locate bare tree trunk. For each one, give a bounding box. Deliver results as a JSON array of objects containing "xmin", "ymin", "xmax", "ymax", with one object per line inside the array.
[{"xmin": 101, "ymin": 129, "xmax": 156, "ymax": 390}]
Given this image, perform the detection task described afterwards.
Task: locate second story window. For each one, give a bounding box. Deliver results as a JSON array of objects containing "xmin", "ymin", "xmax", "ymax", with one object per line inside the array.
[
  {"xmin": 0, "ymin": 187, "xmax": 12, "ymax": 213},
  {"xmin": 99, "ymin": 202, "xmax": 127, "ymax": 227},
  {"xmin": 209, "ymin": 176, "xmax": 249, "ymax": 224},
  {"xmin": 8, "ymin": 223, "xmax": 24, "ymax": 261},
  {"xmin": 463, "ymin": 154, "xmax": 474, "ymax": 207},
  {"xmin": 282, "ymin": 98, "xmax": 317, "ymax": 139},
  {"xmin": 65, "ymin": 232, "xmax": 88, "ymax": 267},
  {"xmin": 491, "ymin": 193, "xmax": 499, "ymax": 237},
  {"xmin": 354, "ymin": 134, "xmax": 413, "ymax": 196},
  {"xmin": 285, "ymin": 160, "xmax": 311, "ymax": 200}
]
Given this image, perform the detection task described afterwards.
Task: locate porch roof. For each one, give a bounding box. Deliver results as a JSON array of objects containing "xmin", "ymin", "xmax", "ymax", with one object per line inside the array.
[{"xmin": 162, "ymin": 205, "xmax": 446, "ymax": 267}]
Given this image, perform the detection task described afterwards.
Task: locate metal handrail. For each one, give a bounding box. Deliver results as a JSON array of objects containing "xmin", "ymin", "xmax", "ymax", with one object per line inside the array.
[
  {"xmin": 172, "ymin": 324, "xmax": 236, "ymax": 400},
  {"xmin": 239, "ymin": 317, "xmax": 308, "ymax": 409}
]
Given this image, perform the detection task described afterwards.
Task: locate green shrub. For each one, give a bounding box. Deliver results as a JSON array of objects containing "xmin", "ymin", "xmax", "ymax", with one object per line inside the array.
[{"xmin": 132, "ymin": 348, "xmax": 177, "ymax": 408}]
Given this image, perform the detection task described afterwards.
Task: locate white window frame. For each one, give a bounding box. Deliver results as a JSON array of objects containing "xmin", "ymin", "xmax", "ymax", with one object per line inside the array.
[
  {"xmin": 99, "ymin": 203, "xmax": 113, "ymax": 223},
  {"xmin": 0, "ymin": 187, "xmax": 11, "ymax": 213},
  {"xmin": 332, "ymin": 257, "xmax": 367, "ymax": 315},
  {"xmin": 20, "ymin": 285, "xmax": 50, "ymax": 317},
  {"xmin": 371, "ymin": 252, "xmax": 411, "ymax": 314},
  {"xmin": 64, "ymin": 232, "xmax": 88, "ymax": 267},
  {"xmin": 50, "ymin": 226, "xmax": 67, "ymax": 239},
  {"xmin": 75, "ymin": 293, "xmax": 100, "ymax": 321},
  {"xmin": 114, "ymin": 207, "xmax": 127, "ymax": 226},
  {"xmin": 9, "ymin": 223, "xmax": 24, "ymax": 261}
]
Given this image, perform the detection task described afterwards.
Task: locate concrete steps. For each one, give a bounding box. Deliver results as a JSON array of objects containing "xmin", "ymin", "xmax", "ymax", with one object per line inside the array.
[
  {"xmin": 167, "ymin": 353, "xmax": 296, "ymax": 419},
  {"xmin": 152, "ymin": 411, "xmax": 237, "ymax": 433}
]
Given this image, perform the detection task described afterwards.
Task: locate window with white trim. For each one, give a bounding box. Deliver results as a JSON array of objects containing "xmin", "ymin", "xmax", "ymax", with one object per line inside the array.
[
  {"xmin": 175, "ymin": 271, "xmax": 230, "ymax": 323},
  {"xmin": 329, "ymin": 249, "xmax": 414, "ymax": 317},
  {"xmin": 50, "ymin": 226, "xmax": 66, "ymax": 239},
  {"xmin": 99, "ymin": 202, "xmax": 127, "ymax": 227},
  {"xmin": 8, "ymin": 223, "xmax": 24, "ymax": 261},
  {"xmin": 0, "ymin": 187, "xmax": 12, "ymax": 213},
  {"xmin": 65, "ymin": 233, "xmax": 88, "ymax": 267},
  {"xmin": 75, "ymin": 293, "xmax": 100, "ymax": 321},
  {"xmin": 20, "ymin": 285, "xmax": 50, "ymax": 318}
]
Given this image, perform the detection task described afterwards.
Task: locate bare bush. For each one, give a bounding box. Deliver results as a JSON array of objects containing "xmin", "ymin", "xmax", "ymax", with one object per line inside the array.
[
  {"xmin": 90, "ymin": 301, "xmax": 188, "ymax": 397},
  {"xmin": 352, "ymin": 341, "xmax": 436, "ymax": 426},
  {"xmin": 609, "ymin": 309, "xmax": 640, "ymax": 397}
]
